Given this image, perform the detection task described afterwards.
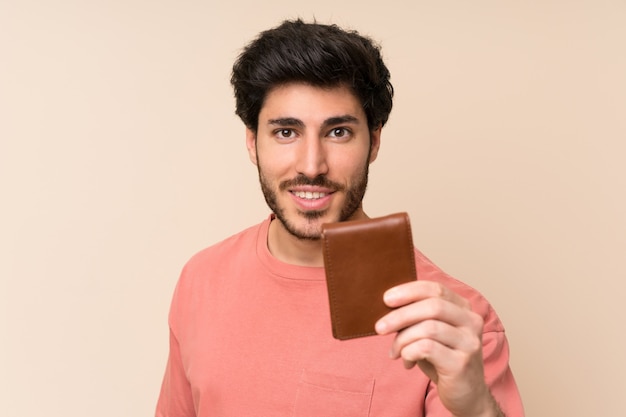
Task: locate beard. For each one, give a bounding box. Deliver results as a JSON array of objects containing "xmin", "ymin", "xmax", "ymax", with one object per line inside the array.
[{"xmin": 258, "ymin": 165, "xmax": 370, "ymax": 241}]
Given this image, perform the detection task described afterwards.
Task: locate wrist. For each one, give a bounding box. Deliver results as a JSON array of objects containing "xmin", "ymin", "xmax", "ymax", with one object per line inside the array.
[{"xmin": 452, "ymin": 390, "xmax": 504, "ymax": 417}]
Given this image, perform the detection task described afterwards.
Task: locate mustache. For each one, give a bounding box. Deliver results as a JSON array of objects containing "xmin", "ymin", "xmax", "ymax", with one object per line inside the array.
[{"xmin": 279, "ymin": 175, "xmax": 345, "ymax": 192}]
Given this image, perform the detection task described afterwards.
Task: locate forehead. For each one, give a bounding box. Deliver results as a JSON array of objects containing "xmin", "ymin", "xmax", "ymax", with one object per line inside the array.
[{"xmin": 259, "ymin": 82, "xmax": 366, "ymax": 124}]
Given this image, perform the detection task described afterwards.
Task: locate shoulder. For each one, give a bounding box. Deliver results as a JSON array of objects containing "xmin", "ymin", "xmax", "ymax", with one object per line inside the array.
[
  {"xmin": 414, "ymin": 249, "xmax": 505, "ymax": 333},
  {"xmin": 172, "ymin": 221, "xmax": 263, "ymax": 300},
  {"xmin": 167, "ymin": 221, "xmax": 265, "ymax": 326},
  {"xmin": 183, "ymin": 222, "xmax": 262, "ymax": 274}
]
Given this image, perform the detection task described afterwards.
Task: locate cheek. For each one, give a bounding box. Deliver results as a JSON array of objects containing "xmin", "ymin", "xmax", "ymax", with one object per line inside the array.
[
  {"xmin": 257, "ymin": 151, "xmax": 293, "ymax": 179},
  {"xmin": 331, "ymin": 150, "xmax": 370, "ymax": 177}
]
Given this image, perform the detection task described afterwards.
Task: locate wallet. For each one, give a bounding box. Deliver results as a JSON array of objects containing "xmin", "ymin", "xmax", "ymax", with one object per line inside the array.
[{"xmin": 321, "ymin": 212, "xmax": 417, "ymax": 340}]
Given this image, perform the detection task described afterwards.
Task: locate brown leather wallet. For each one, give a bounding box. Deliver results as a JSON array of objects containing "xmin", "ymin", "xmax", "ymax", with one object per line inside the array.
[{"xmin": 321, "ymin": 212, "xmax": 417, "ymax": 340}]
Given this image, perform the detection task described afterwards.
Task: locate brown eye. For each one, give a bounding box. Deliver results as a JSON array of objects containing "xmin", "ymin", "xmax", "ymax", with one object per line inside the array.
[
  {"xmin": 275, "ymin": 129, "xmax": 295, "ymax": 139},
  {"xmin": 329, "ymin": 127, "xmax": 350, "ymax": 139}
]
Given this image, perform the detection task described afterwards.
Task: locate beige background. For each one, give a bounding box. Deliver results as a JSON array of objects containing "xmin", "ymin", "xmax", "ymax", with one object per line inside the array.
[{"xmin": 1, "ymin": 1, "xmax": 625, "ymax": 416}]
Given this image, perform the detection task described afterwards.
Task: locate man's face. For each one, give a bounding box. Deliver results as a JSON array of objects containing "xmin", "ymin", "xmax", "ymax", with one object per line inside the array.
[{"xmin": 246, "ymin": 82, "xmax": 380, "ymax": 240}]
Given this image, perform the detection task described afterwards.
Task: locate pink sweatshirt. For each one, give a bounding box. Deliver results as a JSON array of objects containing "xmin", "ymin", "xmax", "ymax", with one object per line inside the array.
[{"xmin": 156, "ymin": 216, "xmax": 524, "ymax": 416}]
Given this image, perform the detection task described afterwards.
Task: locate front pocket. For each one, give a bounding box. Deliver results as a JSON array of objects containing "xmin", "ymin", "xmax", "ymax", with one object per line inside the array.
[{"xmin": 292, "ymin": 369, "xmax": 375, "ymax": 417}]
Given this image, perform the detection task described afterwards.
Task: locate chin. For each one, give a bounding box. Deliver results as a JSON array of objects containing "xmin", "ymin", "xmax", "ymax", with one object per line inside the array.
[{"xmin": 279, "ymin": 211, "xmax": 335, "ymax": 240}]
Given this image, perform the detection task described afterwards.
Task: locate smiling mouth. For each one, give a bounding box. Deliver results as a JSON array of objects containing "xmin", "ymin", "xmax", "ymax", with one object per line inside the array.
[{"xmin": 291, "ymin": 191, "xmax": 328, "ymax": 200}]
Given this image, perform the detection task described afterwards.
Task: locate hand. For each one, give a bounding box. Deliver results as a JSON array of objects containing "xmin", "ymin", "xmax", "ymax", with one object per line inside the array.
[{"xmin": 375, "ymin": 280, "xmax": 502, "ymax": 417}]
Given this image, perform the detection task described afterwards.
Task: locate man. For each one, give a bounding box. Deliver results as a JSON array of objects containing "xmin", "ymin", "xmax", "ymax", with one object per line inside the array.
[{"xmin": 156, "ymin": 19, "xmax": 524, "ymax": 417}]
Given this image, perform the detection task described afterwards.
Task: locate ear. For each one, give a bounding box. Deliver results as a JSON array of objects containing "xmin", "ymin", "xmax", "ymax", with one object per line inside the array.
[
  {"xmin": 245, "ymin": 128, "xmax": 258, "ymax": 165},
  {"xmin": 368, "ymin": 125, "xmax": 382, "ymax": 163}
]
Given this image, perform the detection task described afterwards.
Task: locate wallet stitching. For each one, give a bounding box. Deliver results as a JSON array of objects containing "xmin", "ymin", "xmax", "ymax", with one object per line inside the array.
[
  {"xmin": 402, "ymin": 213, "xmax": 418, "ymax": 280},
  {"xmin": 322, "ymin": 235, "xmax": 342, "ymax": 337}
]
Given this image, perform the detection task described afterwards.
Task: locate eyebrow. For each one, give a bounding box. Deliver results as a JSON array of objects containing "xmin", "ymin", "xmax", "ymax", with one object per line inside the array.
[
  {"xmin": 322, "ymin": 115, "xmax": 360, "ymax": 128},
  {"xmin": 267, "ymin": 115, "xmax": 361, "ymax": 129},
  {"xmin": 267, "ymin": 117, "xmax": 304, "ymax": 128}
]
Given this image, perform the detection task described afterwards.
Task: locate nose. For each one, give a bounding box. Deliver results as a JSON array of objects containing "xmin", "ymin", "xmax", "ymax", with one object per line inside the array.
[{"xmin": 295, "ymin": 137, "xmax": 329, "ymax": 179}]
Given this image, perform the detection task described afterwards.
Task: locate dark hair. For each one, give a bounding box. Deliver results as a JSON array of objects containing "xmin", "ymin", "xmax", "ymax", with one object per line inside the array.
[{"xmin": 231, "ymin": 19, "xmax": 394, "ymax": 132}]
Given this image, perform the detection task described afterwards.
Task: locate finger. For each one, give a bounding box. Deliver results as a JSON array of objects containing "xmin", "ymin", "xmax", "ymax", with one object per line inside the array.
[
  {"xmin": 400, "ymin": 358, "xmax": 437, "ymax": 378},
  {"xmin": 398, "ymin": 337, "xmax": 487, "ymax": 397},
  {"xmin": 383, "ymin": 280, "xmax": 471, "ymax": 310},
  {"xmin": 388, "ymin": 319, "xmax": 465, "ymax": 359},
  {"xmin": 397, "ymin": 337, "xmax": 447, "ymax": 366},
  {"xmin": 395, "ymin": 337, "xmax": 467, "ymax": 379},
  {"xmin": 376, "ymin": 297, "xmax": 479, "ymax": 335}
]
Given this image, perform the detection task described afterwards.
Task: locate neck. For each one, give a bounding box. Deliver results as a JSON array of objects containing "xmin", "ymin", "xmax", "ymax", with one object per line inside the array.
[{"xmin": 267, "ymin": 219, "xmax": 324, "ymax": 267}]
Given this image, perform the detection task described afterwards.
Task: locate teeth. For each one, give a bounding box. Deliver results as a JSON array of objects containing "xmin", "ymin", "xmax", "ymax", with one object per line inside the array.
[{"xmin": 293, "ymin": 191, "xmax": 327, "ymax": 200}]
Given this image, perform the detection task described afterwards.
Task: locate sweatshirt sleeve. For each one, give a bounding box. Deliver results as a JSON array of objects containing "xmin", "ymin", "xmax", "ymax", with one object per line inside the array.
[
  {"xmin": 156, "ymin": 261, "xmax": 198, "ymax": 417},
  {"xmin": 414, "ymin": 250, "xmax": 524, "ymax": 416},
  {"xmin": 155, "ymin": 328, "xmax": 196, "ymax": 417},
  {"xmin": 481, "ymin": 329, "xmax": 525, "ymax": 417}
]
